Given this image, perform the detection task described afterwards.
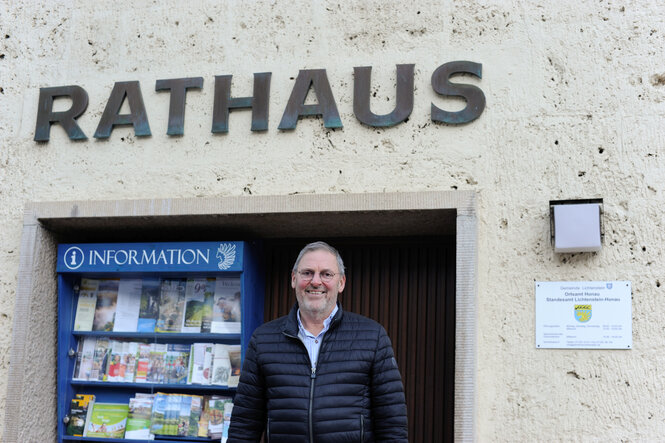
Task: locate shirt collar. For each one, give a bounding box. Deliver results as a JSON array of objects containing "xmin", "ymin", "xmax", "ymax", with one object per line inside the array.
[{"xmin": 297, "ymin": 304, "xmax": 339, "ymax": 338}]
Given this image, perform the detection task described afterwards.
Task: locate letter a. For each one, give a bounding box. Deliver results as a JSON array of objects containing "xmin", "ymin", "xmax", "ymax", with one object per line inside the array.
[{"xmin": 278, "ymin": 69, "xmax": 342, "ymax": 130}]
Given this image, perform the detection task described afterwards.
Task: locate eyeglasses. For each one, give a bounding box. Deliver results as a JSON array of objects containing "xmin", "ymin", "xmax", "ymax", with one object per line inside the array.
[{"xmin": 296, "ymin": 270, "xmax": 338, "ymax": 283}]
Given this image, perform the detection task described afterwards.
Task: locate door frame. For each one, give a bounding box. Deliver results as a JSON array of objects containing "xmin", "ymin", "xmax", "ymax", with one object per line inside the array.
[{"xmin": 4, "ymin": 191, "xmax": 477, "ymax": 442}]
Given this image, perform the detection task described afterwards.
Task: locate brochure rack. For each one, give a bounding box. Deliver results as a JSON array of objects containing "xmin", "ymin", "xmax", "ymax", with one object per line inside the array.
[{"xmin": 56, "ymin": 241, "xmax": 264, "ymax": 443}]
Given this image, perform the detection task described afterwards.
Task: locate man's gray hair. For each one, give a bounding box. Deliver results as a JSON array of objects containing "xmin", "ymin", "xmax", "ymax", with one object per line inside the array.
[{"xmin": 292, "ymin": 241, "xmax": 345, "ymax": 276}]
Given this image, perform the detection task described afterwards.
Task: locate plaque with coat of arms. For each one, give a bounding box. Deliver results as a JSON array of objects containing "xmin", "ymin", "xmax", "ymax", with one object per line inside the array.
[{"xmin": 535, "ymin": 281, "xmax": 631, "ymax": 349}]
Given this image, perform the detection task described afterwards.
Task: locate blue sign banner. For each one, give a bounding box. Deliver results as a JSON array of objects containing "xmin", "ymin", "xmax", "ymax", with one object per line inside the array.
[{"xmin": 57, "ymin": 241, "xmax": 244, "ymax": 273}]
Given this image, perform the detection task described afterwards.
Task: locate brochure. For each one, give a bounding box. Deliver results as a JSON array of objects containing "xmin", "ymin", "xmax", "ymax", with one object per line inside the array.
[
  {"xmin": 149, "ymin": 393, "xmax": 168, "ymax": 435},
  {"xmin": 147, "ymin": 344, "xmax": 167, "ymax": 384},
  {"xmin": 137, "ymin": 278, "xmax": 161, "ymax": 332},
  {"xmin": 207, "ymin": 396, "xmax": 233, "ymax": 438},
  {"xmin": 165, "ymin": 393, "xmax": 180, "ymax": 435},
  {"xmin": 187, "ymin": 343, "xmax": 208, "ymax": 385},
  {"xmin": 165, "ymin": 344, "xmax": 190, "ymax": 385},
  {"xmin": 124, "ymin": 341, "xmax": 139, "ymax": 383},
  {"xmin": 92, "ymin": 279, "xmax": 119, "ymax": 332},
  {"xmin": 177, "ymin": 395, "xmax": 192, "ymax": 436},
  {"xmin": 181, "ymin": 278, "xmax": 208, "ymax": 333},
  {"xmin": 211, "ymin": 278, "xmax": 241, "ymax": 334},
  {"xmin": 202, "ymin": 344, "xmax": 214, "ymax": 385},
  {"xmin": 210, "ymin": 344, "xmax": 231, "ymax": 386},
  {"xmin": 227, "ymin": 344, "xmax": 241, "ymax": 388},
  {"xmin": 73, "ymin": 336, "xmax": 97, "ymax": 381},
  {"xmin": 90, "ymin": 338, "xmax": 109, "ymax": 381},
  {"xmin": 65, "ymin": 394, "xmax": 95, "ymax": 436},
  {"xmin": 113, "ymin": 279, "xmax": 142, "ymax": 332},
  {"xmin": 73, "ymin": 278, "xmax": 99, "ymax": 331},
  {"xmin": 222, "ymin": 401, "xmax": 233, "ymax": 443},
  {"xmin": 106, "ymin": 340, "xmax": 123, "ymax": 382},
  {"xmin": 200, "ymin": 278, "xmax": 215, "ymax": 333},
  {"xmin": 155, "ymin": 279, "xmax": 185, "ymax": 333},
  {"xmin": 188, "ymin": 395, "xmax": 203, "ymax": 437},
  {"xmin": 83, "ymin": 402, "xmax": 129, "ymax": 438},
  {"xmin": 125, "ymin": 396, "xmax": 154, "ymax": 440},
  {"xmin": 135, "ymin": 343, "xmax": 151, "ymax": 383}
]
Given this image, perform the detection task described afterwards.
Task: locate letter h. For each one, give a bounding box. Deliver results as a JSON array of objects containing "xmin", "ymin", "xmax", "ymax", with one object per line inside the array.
[{"xmin": 212, "ymin": 73, "xmax": 271, "ymax": 132}]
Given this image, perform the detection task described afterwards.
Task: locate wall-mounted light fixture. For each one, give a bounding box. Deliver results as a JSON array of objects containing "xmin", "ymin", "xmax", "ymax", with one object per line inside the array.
[{"xmin": 550, "ymin": 198, "xmax": 603, "ymax": 253}]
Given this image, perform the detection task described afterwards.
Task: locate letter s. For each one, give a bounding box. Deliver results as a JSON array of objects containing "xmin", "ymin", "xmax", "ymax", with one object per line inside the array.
[{"xmin": 431, "ymin": 61, "xmax": 485, "ymax": 124}]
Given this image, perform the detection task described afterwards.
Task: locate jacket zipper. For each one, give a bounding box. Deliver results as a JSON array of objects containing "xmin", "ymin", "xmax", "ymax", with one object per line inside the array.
[
  {"xmin": 309, "ymin": 366, "xmax": 316, "ymax": 443},
  {"xmin": 283, "ymin": 330, "xmax": 317, "ymax": 443}
]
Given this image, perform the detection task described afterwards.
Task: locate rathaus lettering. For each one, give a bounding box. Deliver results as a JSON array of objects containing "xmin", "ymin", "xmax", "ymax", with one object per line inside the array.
[{"xmin": 34, "ymin": 61, "xmax": 485, "ymax": 142}]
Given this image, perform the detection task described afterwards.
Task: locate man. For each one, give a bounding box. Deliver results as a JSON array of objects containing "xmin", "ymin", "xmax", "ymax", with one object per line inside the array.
[{"xmin": 228, "ymin": 241, "xmax": 408, "ymax": 442}]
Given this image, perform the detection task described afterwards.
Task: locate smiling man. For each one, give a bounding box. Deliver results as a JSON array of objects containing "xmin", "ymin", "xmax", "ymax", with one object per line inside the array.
[{"xmin": 228, "ymin": 241, "xmax": 408, "ymax": 442}]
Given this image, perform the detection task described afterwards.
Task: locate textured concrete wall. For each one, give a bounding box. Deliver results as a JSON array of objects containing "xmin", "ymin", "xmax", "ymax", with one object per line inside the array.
[{"xmin": 2, "ymin": 0, "xmax": 665, "ymax": 440}]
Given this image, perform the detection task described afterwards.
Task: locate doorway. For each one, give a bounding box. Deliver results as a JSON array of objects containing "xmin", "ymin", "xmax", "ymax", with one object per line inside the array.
[{"xmin": 264, "ymin": 236, "xmax": 456, "ymax": 442}]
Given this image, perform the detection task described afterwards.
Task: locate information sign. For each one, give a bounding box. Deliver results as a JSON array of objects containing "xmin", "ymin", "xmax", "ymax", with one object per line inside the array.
[
  {"xmin": 57, "ymin": 242, "xmax": 244, "ymax": 273},
  {"xmin": 535, "ymin": 281, "xmax": 631, "ymax": 349}
]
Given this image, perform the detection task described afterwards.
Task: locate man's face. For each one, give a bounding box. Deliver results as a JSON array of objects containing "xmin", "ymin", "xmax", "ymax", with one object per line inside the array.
[{"xmin": 292, "ymin": 249, "xmax": 346, "ymax": 319}]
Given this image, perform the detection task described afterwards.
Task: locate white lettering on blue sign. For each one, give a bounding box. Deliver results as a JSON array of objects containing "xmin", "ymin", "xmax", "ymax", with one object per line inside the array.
[{"xmin": 88, "ymin": 248, "xmax": 210, "ymax": 266}]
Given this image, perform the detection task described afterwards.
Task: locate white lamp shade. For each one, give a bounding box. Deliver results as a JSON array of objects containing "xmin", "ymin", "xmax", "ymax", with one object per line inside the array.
[{"xmin": 553, "ymin": 203, "xmax": 602, "ymax": 253}]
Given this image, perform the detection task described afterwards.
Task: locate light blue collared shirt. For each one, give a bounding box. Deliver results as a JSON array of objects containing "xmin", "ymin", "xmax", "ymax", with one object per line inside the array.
[{"xmin": 297, "ymin": 305, "xmax": 338, "ymax": 371}]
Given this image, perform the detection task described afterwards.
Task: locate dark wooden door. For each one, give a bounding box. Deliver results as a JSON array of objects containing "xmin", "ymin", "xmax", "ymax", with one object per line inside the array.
[{"xmin": 263, "ymin": 237, "xmax": 456, "ymax": 442}]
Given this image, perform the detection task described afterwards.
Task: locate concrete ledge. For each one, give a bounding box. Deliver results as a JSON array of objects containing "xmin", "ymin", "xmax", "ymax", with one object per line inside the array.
[{"xmin": 26, "ymin": 191, "xmax": 476, "ymax": 219}]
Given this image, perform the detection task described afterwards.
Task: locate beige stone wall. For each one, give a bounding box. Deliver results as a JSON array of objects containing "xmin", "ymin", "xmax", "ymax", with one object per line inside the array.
[{"xmin": 2, "ymin": 0, "xmax": 665, "ymax": 440}]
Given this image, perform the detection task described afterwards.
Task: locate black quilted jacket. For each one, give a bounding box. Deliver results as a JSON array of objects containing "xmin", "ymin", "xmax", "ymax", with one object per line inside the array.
[{"xmin": 227, "ymin": 302, "xmax": 408, "ymax": 442}]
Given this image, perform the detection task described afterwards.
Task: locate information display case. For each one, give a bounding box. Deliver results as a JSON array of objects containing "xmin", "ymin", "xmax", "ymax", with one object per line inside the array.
[{"xmin": 56, "ymin": 241, "xmax": 264, "ymax": 442}]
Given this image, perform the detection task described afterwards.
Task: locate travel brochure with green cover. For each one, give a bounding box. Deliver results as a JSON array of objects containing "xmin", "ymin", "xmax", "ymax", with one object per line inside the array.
[
  {"xmin": 83, "ymin": 402, "xmax": 129, "ymax": 438},
  {"xmin": 124, "ymin": 396, "xmax": 154, "ymax": 439}
]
